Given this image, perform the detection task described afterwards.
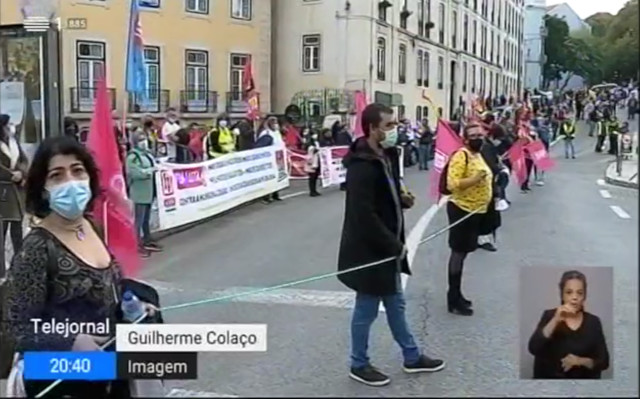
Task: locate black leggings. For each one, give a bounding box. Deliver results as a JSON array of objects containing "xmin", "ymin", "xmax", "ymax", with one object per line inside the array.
[{"xmin": 308, "ymin": 168, "xmax": 320, "ymax": 194}]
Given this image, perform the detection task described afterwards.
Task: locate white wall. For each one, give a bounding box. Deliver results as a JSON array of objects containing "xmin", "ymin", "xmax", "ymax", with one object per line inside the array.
[
  {"xmin": 272, "ymin": 0, "xmax": 526, "ymax": 123},
  {"xmin": 524, "ymin": 0, "xmax": 546, "ymax": 90}
]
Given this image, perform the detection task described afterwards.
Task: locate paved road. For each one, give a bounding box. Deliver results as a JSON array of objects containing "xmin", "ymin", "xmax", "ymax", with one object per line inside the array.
[{"xmin": 137, "ymin": 125, "xmax": 638, "ymax": 397}]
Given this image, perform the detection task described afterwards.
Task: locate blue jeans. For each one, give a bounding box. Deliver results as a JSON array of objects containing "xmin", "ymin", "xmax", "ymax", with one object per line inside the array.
[
  {"xmin": 418, "ymin": 143, "xmax": 431, "ymax": 170},
  {"xmin": 350, "ymin": 275, "xmax": 421, "ymax": 368},
  {"xmin": 564, "ymin": 139, "xmax": 575, "ymax": 158},
  {"xmin": 134, "ymin": 203, "xmax": 152, "ymax": 243}
]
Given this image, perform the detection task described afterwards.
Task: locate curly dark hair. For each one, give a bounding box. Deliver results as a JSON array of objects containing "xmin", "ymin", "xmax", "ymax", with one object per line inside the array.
[
  {"xmin": 25, "ymin": 136, "xmax": 101, "ymax": 218},
  {"xmin": 558, "ymin": 270, "xmax": 587, "ymax": 304}
]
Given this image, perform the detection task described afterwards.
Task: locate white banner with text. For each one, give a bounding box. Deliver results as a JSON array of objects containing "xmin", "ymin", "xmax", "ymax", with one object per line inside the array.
[{"xmin": 155, "ymin": 145, "xmax": 290, "ymax": 230}]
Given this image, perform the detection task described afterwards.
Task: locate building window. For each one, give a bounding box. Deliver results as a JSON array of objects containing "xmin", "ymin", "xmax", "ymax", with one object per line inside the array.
[
  {"xmin": 416, "ymin": 105, "xmax": 422, "ymax": 121},
  {"xmin": 473, "ymin": 0, "xmax": 478, "ymax": 12},
  {"xmin": 437, "ymin": 56, "xmax": 443, "ymax": 90},
  {"xmin": 231, "ymin": 0, "xmax": 251, "ymax": 20},
  {"xmin": 490, "ymin": 31, "xmax": 494, "ymax": 62},
  {"xmin": 76, "ymin": 41, "xmax": 106, "ymax": 105},
  {"xmin": 377, "ymin": 37, "xmax": 386, "ymax": 80},
  {"xmin": 139, "ymin": 0, "xmax": 160, "ymax": 8},
  {"xmin": 416, "ymin": 50, "xmax": 423, "ymax": 86},
  {"xmin": 426, "ymin": 0, "xmax": 432, "ymax": 39},
  {"xmin": 400, "ymin": 1, "xmax": 410, "ymax": 29},
  {"xmin": 302, "ymin": 34, "xmax": 321, "ymax": 72},
  {"xmin": 378, "ymin": 1, "xmax": 389, "ymax": 22},
  {"xmin": 186, "ymin": 0, "xmax": 209, "ymax": 14},
  {"xmin": 230, "ymin": 53, "xmax": 250, "ymax": 100},
  {"xmin": 462, "ymin": 61, "xmax": 467, "ymax": 92},
  {"xmin": 398, "ymin": 44, "xmax": 407, "ymax": 84},
  {"xmin": 489, "ymin": 70, "xmax": 493, "ymax": 96},
  {"xmin": 496, "ymin": 38, "xmax": 500, "ymax": 66},
  {"xmin": 397, "ymin": 105, "xmax": 406, "ymax": 119},
  {"xmin": 423, "ymin": 51, "xmax": 430, "ymax": 87},
  {"xmin": 185, "ymin": 49, "xmax": 209, "ymax": 100},
  {"xmin": 418, "ymin": 0, "xmax": 425, "ymax": 36},
  {"xmin": 438, "ymin": 3, "xmax": 445, "ymax": 44},
  {"xmin": 451, "ymin": 11, "xmax": 457, "ymax": 49},
  {"xmin": 463, "ymin": 14, "xmax": 468, "ymax": 51},
  {"xmin": 471, "ymin": 64, "xmax": 476, "ymax": 93},
  {"xmin": 472, "ymin": 20, "xmax": 477, "ymax": 54},
  {"xmin": 143, "ymin": 46, "xmax": 160, "ymax": 98}
]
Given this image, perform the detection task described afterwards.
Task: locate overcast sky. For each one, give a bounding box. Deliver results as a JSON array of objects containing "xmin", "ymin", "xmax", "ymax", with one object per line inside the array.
[{"xmin": 546, "ymin": 0, "xmax": 629, "ymax": 19}]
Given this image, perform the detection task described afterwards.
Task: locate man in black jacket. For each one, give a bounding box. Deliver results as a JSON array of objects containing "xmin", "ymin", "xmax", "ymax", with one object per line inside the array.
[{"xmin": 337, "ymin": 103, "xmax": 445, "ymax": 387}]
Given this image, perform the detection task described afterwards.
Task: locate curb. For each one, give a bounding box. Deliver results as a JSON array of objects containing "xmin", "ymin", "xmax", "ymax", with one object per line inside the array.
[{"xmin": 604, "ymin": 162, "xmax": 639, "ymax": 189}]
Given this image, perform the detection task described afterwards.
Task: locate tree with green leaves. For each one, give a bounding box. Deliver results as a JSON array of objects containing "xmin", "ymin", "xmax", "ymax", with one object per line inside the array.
[
  {"xmin": 584, "ymin": 0, "xmax": 639, "ymax": 84},
  {"xmin": 542, "ymin": 15, "xmax": 598, "ymax": 90}
]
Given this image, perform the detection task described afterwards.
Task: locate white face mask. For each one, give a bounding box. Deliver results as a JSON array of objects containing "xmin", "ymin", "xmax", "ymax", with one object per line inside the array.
[
  {"xmin": 273, "ymin": 124, "xmax": 280, "ymax": 131},
  {"xmin": 8, "ymin": 124, "xmax": 16, "ymax": 136},
  {"xmin": 219, "ymin": 120, "xmax": 228, "ymax": 128}
]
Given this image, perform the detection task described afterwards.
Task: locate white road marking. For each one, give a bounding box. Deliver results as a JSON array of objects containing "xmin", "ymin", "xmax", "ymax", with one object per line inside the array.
[
  {"xmin": 144, "ymin": 281, "xmax": 384, "ymax": 312},
  {"xmin": 279, "ymin": 191, "xmax": 307, "ymax": 200},
  {"xmin": 597, "ymin": 179, "xmax": 606, "ymax": 186},
  {"xmin": 402, "ymin": 196, "xmax": 449, "ymax": 290},
  {"xmin": 610, "ymin": 205, "xmax": 631, "ymax": 219},
  {"xmin": 599, "ymin": 190, "xmax": 612, "ymax": 199},
  {"xmin": 167, "ymin": 388, "xmax": 238, "ymax": 397}
]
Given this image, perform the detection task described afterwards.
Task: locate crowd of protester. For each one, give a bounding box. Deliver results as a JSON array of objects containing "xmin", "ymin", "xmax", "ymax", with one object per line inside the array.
[{"xmin": 0, "ymin": 80, "xmax": 635, "ymax": 395}]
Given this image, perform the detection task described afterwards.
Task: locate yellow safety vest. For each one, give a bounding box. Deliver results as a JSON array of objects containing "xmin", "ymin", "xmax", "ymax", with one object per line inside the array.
[{"xmin": 208, "ymin": 127, "xmax": 236, "ymax": 158}]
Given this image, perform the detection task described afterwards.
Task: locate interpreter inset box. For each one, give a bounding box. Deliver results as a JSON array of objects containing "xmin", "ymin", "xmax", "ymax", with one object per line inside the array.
[{"xmin": 519, "ymin": 266, "xmax": 613, "ymax": 380}]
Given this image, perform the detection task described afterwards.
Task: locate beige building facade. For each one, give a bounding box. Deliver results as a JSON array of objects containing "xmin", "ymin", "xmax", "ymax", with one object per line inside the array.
[{"xmin": 0, "ymin": 0, "xmax": 272, "ymax": 124}]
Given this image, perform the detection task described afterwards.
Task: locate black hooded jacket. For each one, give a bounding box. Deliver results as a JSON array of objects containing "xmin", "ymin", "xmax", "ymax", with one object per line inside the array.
[{"xmin": 337, "ymin": 137, "xmax": 410, "ymax": 296}]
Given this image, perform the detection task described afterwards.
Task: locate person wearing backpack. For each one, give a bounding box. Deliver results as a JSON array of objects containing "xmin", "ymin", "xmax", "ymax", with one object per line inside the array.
[
  {"xmin": 441, "ymin": 122, "xmax": 493, "ymax": 316},
  {"xmin": 126, "ymin": 131, "xmax": 163, "ymax": 258}
]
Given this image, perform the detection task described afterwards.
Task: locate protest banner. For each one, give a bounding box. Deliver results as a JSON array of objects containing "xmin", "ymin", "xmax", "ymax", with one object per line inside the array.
[
  {"xmin": 287, "ymin": 148, "xmax": 309, "ymax": 179},
  {"xmin": 525, "ymin": 140, "xmax": 555, "ymax": 171},
  {"xmin": 430, "ymin": 119, "xmax": 463, "ymax": 199},
  {"xmin": 319, "ymin": 146, "xmax": 350, "ymax": 187},
  {"xmin": 155, "ymin": 144, "xmax": 290, "ymax": 230}
]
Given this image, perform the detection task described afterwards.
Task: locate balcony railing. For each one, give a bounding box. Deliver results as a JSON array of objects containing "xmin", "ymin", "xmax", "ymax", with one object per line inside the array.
[
  {"xmin": 179, "ymin": 90, "xmax": 218, "ymax": 113},
  {"xmin": 128, "ymin": 89, "xmax": 170, "ymax": 114},
  {"xmin": 69, "ymin": 87, "xmax": 116, "ymax": 113},
  {"xmin": 225, "ymin": 91, "xmax": 261, "ymax": 115}
]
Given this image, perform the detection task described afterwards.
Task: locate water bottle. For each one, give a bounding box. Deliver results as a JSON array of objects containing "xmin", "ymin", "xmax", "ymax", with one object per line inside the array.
[{"xmin": 121, "ymin": 290, "xmax": 145, "ymax": 322}]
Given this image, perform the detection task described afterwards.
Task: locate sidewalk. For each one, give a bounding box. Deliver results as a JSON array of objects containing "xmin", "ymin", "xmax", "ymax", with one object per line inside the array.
[{"xmin": 605, "ymin": 158, "xmax": 639, "ymax": 189}]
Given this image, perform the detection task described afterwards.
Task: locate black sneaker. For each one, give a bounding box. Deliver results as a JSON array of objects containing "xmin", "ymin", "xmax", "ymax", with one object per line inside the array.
[
  {"xmin": 479, "ymin": 242, "xmax": 497, "ymax": 252},
  {"xmin": 403, "ymin": 355, "xmax": 446, "ymax": 374},
  {"xmin": 349, "ymin": 365, "xmax": 390, "ymax": 387}
]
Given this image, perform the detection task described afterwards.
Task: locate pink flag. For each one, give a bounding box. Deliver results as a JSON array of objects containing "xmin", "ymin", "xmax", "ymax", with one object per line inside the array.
[
  {"xmin": 87, "ymin": 79, "xmax": 142, "ymax": 277},
  {"xmin": 353, "ymin": 90, "xmax": 367, "ymax": 139},
  {"xmin": 526, "ymin": 140, "xmax": 555, "ymax": 171},
  {"xmin": 507, "ymin": 140, "xmax": 528, "ymax": 186},
  {"xmin": 430, "ymin": 119, "xmax": 463, "ymax": 199}
]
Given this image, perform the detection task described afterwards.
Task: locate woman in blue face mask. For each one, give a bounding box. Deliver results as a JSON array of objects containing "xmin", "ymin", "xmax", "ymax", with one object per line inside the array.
[{"xmin": 2, "ymin": 136, "xmax": 152, "ymax": 397}]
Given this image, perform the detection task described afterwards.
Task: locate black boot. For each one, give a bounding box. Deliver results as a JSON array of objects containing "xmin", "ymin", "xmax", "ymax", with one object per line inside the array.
[{"xmin": 447, "ymin": 273, "xmax": 473, "ymax": 316}]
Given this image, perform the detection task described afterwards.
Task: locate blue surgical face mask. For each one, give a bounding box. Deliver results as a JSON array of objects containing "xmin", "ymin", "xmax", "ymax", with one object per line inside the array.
[
  {"xmin": 380, "ymin": 127, "xmax": 398, "ymax": 149},
  {"xmin": 47, "ymin": 180, "xmax": 91, "ymax": 220}
]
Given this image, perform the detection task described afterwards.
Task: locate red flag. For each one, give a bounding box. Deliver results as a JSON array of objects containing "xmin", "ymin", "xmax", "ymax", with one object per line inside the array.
[
  {"xmin": 242, "ymin": 58, "xmax": 255, "ymax": 94},
  {"xmin": 525, "ymin": 140, "xmax": 555, "ymax": 171},
  {"xmin": 430, "ymin": 119, "xmax": 464, "ymax": 199},
  {"xmin": 507, "ymin": 140, "xmax": 528, "ymax": 186},
  {"xmin": 87, "ymin": 79, "xmax": 141, "ymax": 277},
  {"xmin": 353, "ymin": 90, "xmax": 367, "ymax": 139}
]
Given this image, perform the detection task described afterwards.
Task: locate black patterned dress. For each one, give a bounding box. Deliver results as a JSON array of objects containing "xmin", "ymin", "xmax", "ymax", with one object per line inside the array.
[{"xmin": 4, "ymin": 227, "xmax": 127, "ymax": 398}]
